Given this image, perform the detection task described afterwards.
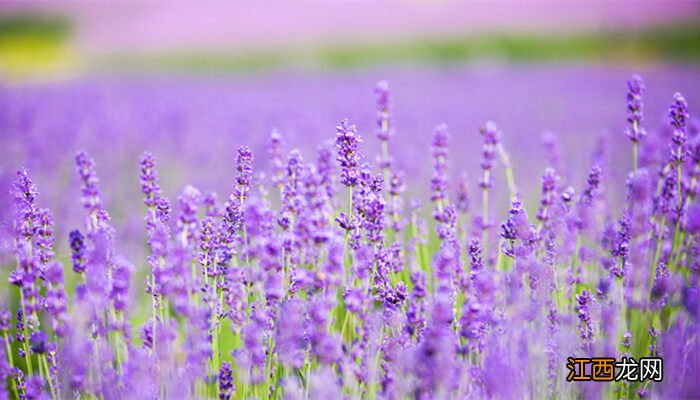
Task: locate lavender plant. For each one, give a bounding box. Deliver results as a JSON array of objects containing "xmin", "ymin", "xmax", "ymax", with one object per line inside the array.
[{"xmin": 0, "ymin": 76, "xmax": 698, "ymax": 400}]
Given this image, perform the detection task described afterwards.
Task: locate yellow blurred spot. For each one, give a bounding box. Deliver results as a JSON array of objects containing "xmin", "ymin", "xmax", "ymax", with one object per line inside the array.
[{"xmin": 0, "ymin": 14, "xmax": 78, "ymax": 81}]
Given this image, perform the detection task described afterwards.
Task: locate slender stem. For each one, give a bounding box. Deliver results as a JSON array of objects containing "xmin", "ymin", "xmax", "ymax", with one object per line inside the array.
[
  {"xmin": 381, "ymin": 140, "xmax": 390, "ymax": 187},
  {"xmin": 19, "ymin": 292, "xmax": 33, "ymax": 376},
  {"xmin": 677, "ymin": 148, "xmax": 683, "ymax": 212},
  {"xmin": 151, "ymin": 275, "xmax": 158, "ymax": 354},
  {"xmin": 482, "ymin": 171, "xmax": 490, "ymax": 250},
  {"xmin": 3, "ymin": 332, "xmax": 19, "ymax": 399},
  {"xmin": 42, "ymin": 354, "xmax": 57, "ymax": 400},
  {"xmin": 342, "ymin": 187, "xmax": 354, "ymax": 286}
]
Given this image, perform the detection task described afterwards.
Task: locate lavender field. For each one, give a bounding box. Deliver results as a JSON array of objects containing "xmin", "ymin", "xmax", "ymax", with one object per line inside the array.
[{"xmin": 1, "ymin": 64, "xmax": 700, "ymax": 399}]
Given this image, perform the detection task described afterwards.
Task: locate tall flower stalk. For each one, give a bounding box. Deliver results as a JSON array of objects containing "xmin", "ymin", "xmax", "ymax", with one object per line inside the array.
[
  {"xmin": 626, "ymin": 75, "xmax": 646, "ymax": 174},
  {"xmin": 335, "ymin": 119, "xmax": 362, "ymax": 282}
]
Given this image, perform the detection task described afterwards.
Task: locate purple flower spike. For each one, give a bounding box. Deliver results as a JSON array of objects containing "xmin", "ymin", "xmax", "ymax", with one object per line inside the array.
[
  {"xmin": 375, "ymin": 80, "xmax": 393, "ymax": 142},
  {"xmin": 479, "ymin": 121, "xmax": 501, "ymax": 189},
  {"xmin": 235, "ymin": 145, "xmax": 253, "ymax": 202},
  {"xmin": 29, "ymin": 331, "xmax": 47, "ymax": 354},
  {"xmin": 669, "ymin": 92, "xmax": 690, "ymax": 133},
  {"xmin": 669, "ymin": 93, "xmax": 690, "ymax": 168},
  {"xmin": 336, "ymin": 119, "xmax": 362, "ymax": 188},
  {"xmin": 430, "ymin": 123, "xmax": 450, "ymax": 209},
  {"xmin": 268, "ymin": 129, "xmax": 285, "ymax": 189},
  {"xmin": 469, "ymin": 238, "xmax": 484, "ymax": 275},
  {"xmin": 536, "ymin": 168, "xmax": 559, "ymax": 224},
  {"xmin": 578, "ymin": 165, "xmax": 602, "ymax": 207},
  {"xmin": 218, "ymin": 361, "xmax": 234, "ymax": 400},
  {"xmin": 140, "ymin": 151, "xmax": 171, "ymax": 229},
  {"xmin": 13, "ymin": 168, "xmax": 38, "ymax": 241},
  {"xmin": 69, "ymin": 229, "xmax": 87, "ymax": 274},
  {"xmin": 177, "ymin": 185, "xmax": 202, "ymax": 248},
  {"xmin": 35, "ymin": 208, "xmax": 55, "ymax": 265},
  {"xmin": 576, "ymin": 290, "xmax": 594, "ymax": 352},
  {"xmin": 75, "ymin": 150, "xmax": 108, "ymax": 230},
  {"xmin": 626, "ymin": 74, "xmax": 646, "ymax": 142},
  {"xmin": 456, "ymin": 172, "xmax": 470, "ymax": 214}
]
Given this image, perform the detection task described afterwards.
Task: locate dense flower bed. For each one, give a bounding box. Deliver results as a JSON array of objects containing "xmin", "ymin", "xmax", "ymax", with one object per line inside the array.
[{"xmin": 1, "ymin": 73, "xmax": 699, "ymax": 398}]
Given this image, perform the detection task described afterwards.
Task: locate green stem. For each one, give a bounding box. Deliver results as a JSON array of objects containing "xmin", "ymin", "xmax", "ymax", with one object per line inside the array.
[
  {"xmin": 4, "ymin": 332, "xmax": 19, "ymax": 399},
  {"xmin": 482, "ymin": 170, "xmax": 490, "ymax": 250},
  {"xmin": 19, "ymin": 292, "xmax": 33, "ymax": 376},
  {"xmin": 42, "ymin": 354, "xmax": 57, "ymax": 400},
  {"xmin": 151, "ymin": 275, "xmax": 158, "ymax": 354},
  {"xmin": 342, "ymin": 187, "xmax": 354, "ymax": 286},
  {"xmin": 677, "ymin": 148, "xmax": 683, "ymax": 212}
]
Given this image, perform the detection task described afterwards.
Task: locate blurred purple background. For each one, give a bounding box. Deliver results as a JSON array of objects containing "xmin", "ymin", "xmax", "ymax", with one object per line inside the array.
[{"xmin": 1, "ymin": 2, "xmax": 699, "ymax": 267}]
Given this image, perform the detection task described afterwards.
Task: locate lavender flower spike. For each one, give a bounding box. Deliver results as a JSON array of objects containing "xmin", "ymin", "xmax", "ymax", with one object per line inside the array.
[
  {"xmin": 268, "ymin": 129, "xmax": 285, "ymax": 190},
  {"xmin": 431, "ymin": 123, "xmax": 450, "ymax": 219},
  {"xmin": 375, "ymin": 80, "xmax": 393, "ymax": 141},
  {"xmin": 13, "ymin": 168, "xmax": 38, "ymax": 242},
  {"xmin": 480, "ymin": 121, "xmax": 502, "ymax": 246},
  {"xmin": 336, "ymin": 119, "xmax": 362, "ymax": 188},
  {"xmin": 626, "ymin": 75, "xmax": 646, "ymax": 143},
  {"xmin": 669, "ymin": 92, "xmax": 690, "ymax": 133},
  {"xmin": 627, "ymin": 75, "xmax": 646, "ymax": 173},
  {"xmin": 669, "ymin": 93, "xmax": 690, "ymax": 211},
  {"xmin": 69, "ymin": 229, "xmax": 87, "ymax": 274},
  {"xmin": 75, "ymin": 150, "xmax": 108, "ymax": 232},
  {"xmin": 140, "ymin": 151, "xmax": 170, "ymax": 229},
  {"xmin": 235, "ymin": 145, "xmax": 253, "ymax": 203}
]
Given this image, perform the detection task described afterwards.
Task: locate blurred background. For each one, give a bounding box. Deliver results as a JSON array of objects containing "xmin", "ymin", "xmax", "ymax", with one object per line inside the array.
[
  {"xmin": 1, "ymin": 2, "xmax": 700, "ymax": 78},
  {"xmin": 1, "ymin": 2, "xmax": 700, "ymax": 272}
]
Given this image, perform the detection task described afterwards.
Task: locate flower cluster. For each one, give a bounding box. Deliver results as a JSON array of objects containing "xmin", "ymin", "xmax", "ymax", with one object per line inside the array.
[{"xmin": 1, "ymin": 76, "xmax": 698, "ymax": 400}]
